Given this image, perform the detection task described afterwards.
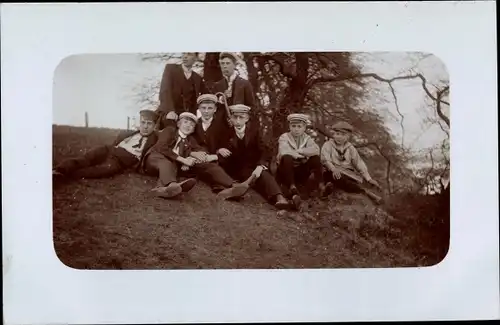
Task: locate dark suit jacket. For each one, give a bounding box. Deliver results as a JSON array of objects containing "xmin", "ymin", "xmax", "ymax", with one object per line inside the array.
[
  {"xmin": 112, "ymin": 130, "xmax": 159, "ymax": 171},
  {"xmin": 148, "ymin": 125, "xmax": 206, "ymax": 162},
  {"xmin": 213, "ymin": 75, "xmax": 255, "ymax": 120},
  {"xmin": 194, "ymin": 112, "xmax": 232, "ymax": 155},
  {"xmin": 157, "ymin": 64, "xmax": 207, "ymax": 115},
  {"xmin": 222, "ymin": 120, "xmax": 271, "ymax": 170}
]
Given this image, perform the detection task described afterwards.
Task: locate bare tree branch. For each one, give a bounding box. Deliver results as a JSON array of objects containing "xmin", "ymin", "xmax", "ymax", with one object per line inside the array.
[
  {"xmin": 418, "ymin": 149, "xmax": 437, "ymax": 194},
  {"xmin": 307, "ymin": 72, "xmax": 450, "ymax": 106},
  {"xmin": 388, "ymin": 82, "xmax": 405, "ymax": 148},
  {"xmin": 140, "ymin": 53, "xmax": 178, "ymax": 62},
  {"xmin": 436, "ymin": 86, "xmax": 450, "ymax": 127},
  {"xmin": 352, "ymin": 137, "xmax": 394, "ymax": 193}
]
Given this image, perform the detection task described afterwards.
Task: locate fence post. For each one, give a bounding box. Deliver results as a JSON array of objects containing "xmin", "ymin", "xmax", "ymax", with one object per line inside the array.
[
  {"xmin": 127, "ymin": 116, "xmax": 130, "ymax": 130},
  {"xmin": 85, "ymin": 112, "xmax": 89, "ymax": 128}
]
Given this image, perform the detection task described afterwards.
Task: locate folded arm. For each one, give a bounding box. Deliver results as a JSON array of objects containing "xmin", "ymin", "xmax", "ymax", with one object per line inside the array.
[
  {"xmin": 297, "ymin": 137, "xmax": 320, "ymax": 157},
  {"xmin": 277, "ymin": 134, "xmax": 298, "ymax": 158}
]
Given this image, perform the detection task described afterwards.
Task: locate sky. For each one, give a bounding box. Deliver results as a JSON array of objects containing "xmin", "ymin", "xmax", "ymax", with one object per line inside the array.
[{"xmin": 52, "ymin": 52, "xmax": 449, "ymax": 152}]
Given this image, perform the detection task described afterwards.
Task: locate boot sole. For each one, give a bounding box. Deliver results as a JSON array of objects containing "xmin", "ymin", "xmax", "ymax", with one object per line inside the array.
[
  {"xmin": 275, "ymin": 201, "xmax": 290, "ymax": 210},
  {"xmin": 179, "ymin": 178, "xmax": 197, "ymax": 193},
  {"xmin": 291, "ymin": 194, "xmax": 302, "ymax": 211},
  {"xmin": 217, "ymin": 184, "xmax": 249, "ymax": 200},
  {"xmin": 321, "ymin": 183, "xmax": 334, "ymax": 199},
  {"xmin": 153, "ymin": 184, "xmax": 183, "ymax": 199}
]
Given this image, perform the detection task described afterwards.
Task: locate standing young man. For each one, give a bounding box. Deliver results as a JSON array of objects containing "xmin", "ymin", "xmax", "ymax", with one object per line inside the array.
[
  {"xmin": 156, "ymin": 52, "xmax": 207, "ymax": 129},
  {"xmin": 212, "ymin": 52, "xmax": 255, "ymax": 123}
]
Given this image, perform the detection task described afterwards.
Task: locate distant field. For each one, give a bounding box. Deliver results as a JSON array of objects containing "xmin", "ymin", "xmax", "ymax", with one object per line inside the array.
[{"xmin": 52, "ymin": 124, "xmax": 443, "ymax": 269}]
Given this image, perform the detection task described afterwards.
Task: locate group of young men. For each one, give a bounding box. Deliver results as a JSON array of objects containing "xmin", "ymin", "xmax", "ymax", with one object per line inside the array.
[{"xmin": 53, "ymin": 52, "xmax": 382, "ymax": 211}]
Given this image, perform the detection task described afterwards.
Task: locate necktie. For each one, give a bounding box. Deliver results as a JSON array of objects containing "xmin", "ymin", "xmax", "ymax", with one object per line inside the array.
[
  {"xmin": 177, "ymin": 137, "xmax": 187, "ymax": 157},
  {"xmin": 132, "ymin": 136, "xmax": 145, "ymax": 149},
  {"xmin": 335, "ymin": 147, "xmax": 347, "ymax": 161}
]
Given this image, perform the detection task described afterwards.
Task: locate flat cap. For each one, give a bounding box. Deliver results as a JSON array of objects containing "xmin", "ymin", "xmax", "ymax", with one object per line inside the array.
[
  {"xmin": 229, "ymin": 104, "xmax": 251, "ymax": 114},
  {"xmin": 219, "ymin": 52, "xmax": 238, "ymax": 62},
  {"xmin": 139, "ymin": 109, "xmax": 159, "ymax": 122},
  {"xmin": 197, "ymin": 94, "xmax": 218, "ymax": 105},
  {"xmin": 178, "ymin": 112, "xmax": 198, "ymax": 123},
  {"xmin": 287, "ymin": 113, "xmax": 310, "ymax": 124},
  {"xmin": 332, "ymin": 121, "xmax": 354, "ymax": 132}
]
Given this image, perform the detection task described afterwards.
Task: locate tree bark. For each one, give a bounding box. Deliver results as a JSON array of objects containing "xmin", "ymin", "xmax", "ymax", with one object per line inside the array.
[
  {"xmin": 272, "ymin": 53, "xmax": 310, "ymax": 139},
  {"xmin": 203, "ymin": 52, "xmax": 222, "ymax": 92}
]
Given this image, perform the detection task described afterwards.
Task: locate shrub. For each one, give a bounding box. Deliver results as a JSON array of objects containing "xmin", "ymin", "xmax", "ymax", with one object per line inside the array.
[{"xmin": 384, "ymin": 189, "xmax": 450, "ymax": 266}]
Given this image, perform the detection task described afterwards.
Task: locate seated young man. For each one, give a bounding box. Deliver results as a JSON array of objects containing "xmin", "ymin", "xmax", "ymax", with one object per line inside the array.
[
  {"xmin": 276, "ymin": 113, "xmax": 326, "ymax": 199},
  {"xmin": 53, "ymin": 109, "xmax": 159, "ymax": 181},
  {"xmin": 191, "ymin": 94, "xmax": 233, "ymax": 189},
  {"xmin": 216, "ymin": 104, "xmax": 297, "ymax": 211},
  {"xmin": 320, "ymin": 121, "xmax": 382, "ymax": 201},
  {"xmin": 144, "ymin": 112, "xmax": 248, "ymax": 200}
]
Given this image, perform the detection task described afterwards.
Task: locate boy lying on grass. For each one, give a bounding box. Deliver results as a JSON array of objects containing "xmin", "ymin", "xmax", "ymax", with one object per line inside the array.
[
  {"xmin": 320, "ymin": 121, "xmax": 383, "ymax": 204},
  {"xmin": 53, "ymin": 109, "xmax": 159, "ymax": 181}
]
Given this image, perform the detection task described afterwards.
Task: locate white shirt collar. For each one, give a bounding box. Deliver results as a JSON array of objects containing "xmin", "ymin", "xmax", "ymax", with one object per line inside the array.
[
  {"xmin": 225, "ymin": 70, "xmax": 238, "ymax": 82},
  {"xmin": 331, "ymin": 140, "xmax": 351, "ymax": 152},
  {"xmin": 202, "ymin": 116, "xmax": 213, "ymax": 124},
  {"xmin": 182, "ymin": 64, "xmax": 193, "ymax": 79},
  {"xmin": 234, "ymin": 125, "xmax": 246, "ymax": 138},
  {"xmin": 289, "ymin": 132, "xmax": 306, "ymax": 148},
  {"xmin": 178, "ymin": 130, "xmax": 188, "ymax": 139},
  {"xmin": 201, "ymin": 116, "xmax": 213, "ymax": 129}
]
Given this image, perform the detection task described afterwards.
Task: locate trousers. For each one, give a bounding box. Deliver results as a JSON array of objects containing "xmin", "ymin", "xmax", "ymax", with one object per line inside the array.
[
  {"xmin": 54, "ymin": 145, "xmax": 138, "ymax": 179},
  {"xmin": 221, "ymin": 163, "xmax": 282, "ymax": 203},
  {"xmin": 277, "ymin": 155, "xmax": 324, "ymax": 188},
  {"xmin": 144, "ymin": 151, "xmax": 235, "ymax": 191}
]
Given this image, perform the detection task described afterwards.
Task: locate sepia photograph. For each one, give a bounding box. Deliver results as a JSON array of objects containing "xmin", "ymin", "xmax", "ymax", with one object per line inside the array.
[
  {"xmin": 52, "ymin": 51, "xmax": 450, "ymax": 270},
  {"xmin": 4, "ymin": 2, "xmax": 498, "ymax": 324}
]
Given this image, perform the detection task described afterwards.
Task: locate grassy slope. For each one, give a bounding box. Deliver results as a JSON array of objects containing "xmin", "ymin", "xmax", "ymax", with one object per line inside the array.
[{"xmin": 52, "ymin": 125, "xmax": 428, "ymax": 270}]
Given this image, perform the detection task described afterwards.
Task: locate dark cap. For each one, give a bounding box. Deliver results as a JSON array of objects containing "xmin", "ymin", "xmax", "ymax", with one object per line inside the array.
[
  {"xmin": 332, "ymin": 121, "xmax": 354, "ymax": 132},
  {"xmin": 139, "ymin": 109, "xmax": 159, "ymax": 122}
]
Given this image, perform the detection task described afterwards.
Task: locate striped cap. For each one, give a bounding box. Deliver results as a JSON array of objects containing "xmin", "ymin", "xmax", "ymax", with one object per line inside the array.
[
  {"xmin": 197, "ymin": 94, "xmax": 218, "ymax": 105},
  {"xmin": 287, "ymin": 113, "xmax": 310, "ymax": 124},
  {"xmin": 178, "ymin": 112, "xmax": 198, "ymax": 123},
  {"xmin": 229, "ymin": 104, "xmax": 251, "ymax": 114}
]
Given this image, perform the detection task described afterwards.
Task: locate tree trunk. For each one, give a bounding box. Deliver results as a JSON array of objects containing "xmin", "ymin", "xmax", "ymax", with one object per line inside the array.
[
  {"xmin": 244, "ymin": 53, "xmax": 259, "ymax": 98},
  {"xmin": 245, "ymin": 53, "xmax": 263, "ymax": 123},
  {"xmin": 203, "ymin": 52, "xmax": 222, "ymax": 92},
  {"xmin": 272, "ymin": 53, "xmax": 310, "ymax": 139}
]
